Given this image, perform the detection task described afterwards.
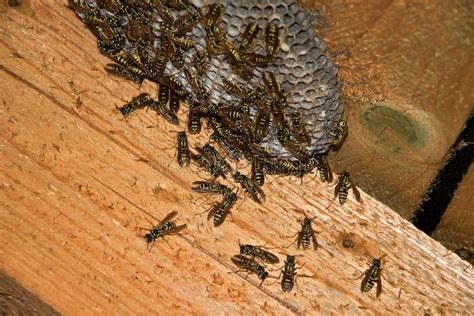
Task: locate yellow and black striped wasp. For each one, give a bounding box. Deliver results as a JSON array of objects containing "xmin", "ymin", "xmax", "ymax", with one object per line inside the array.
[
  {"xmin": 239, "ymin": 240, "xmax": 280, "ymax": 264},
  {"xmin": 143, "ymin": 211, "xmax": 187, "ymax": 252},
  {"xmin": 286, "ymin": 209, "xmax": 320, "ymax": 251},
  {"xmin": 192, "ymin": 180, "xmax": 232, "ymax": 197},
  {"xmin": 265, "ymin": 22, "xmax": 280, "ymax": 61},
  {"xmin": 176, "ymin": 131, "xmax": 190, "ymax": 167},
  {"xmin": 276, "ymin": 253, "xmax": 312, "ymax": 293},
  {"xmin": 117, "ymin": 93, "xmax": 151, "ymax": 117},
  {"xmin": 356, "ymin": 255, "xmax": 386, "ymax": 298},
  {"xmin": 327, "ymin": 118, "xmax": 348, "ymax": 150},
  {"xmin": 315, "ymin": 154, "xmax": 333, "ymax": 183},
  {"xmin": 334, "ymin": 171, "xmax": 361, "ymax": 204},
  {"xmin": 232, "ymin": 171, "xmax": 266, "ymax": 204},
  {"xmin": 207, "ymin": 192, "xmax": 238, "ymax": 227},
  {"xmin": 231, "ymin": 255, "xmax": 270, "ymax": 285}
]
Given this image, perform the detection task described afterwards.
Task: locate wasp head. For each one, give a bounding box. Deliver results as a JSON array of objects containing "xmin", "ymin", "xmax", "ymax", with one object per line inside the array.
[{"xmin": 144, "ymin": 233, "xmax": 154, "ymax": 243}]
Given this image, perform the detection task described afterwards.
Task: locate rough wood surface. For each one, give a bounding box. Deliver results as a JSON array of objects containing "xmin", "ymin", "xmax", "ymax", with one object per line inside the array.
[
  {"xmin": 0, "ymin": 1, "xmax": 473, "ymax": 315},
  {"xmin": 433, "ymin": 164, "xmax": 474, "ymax": 251},
  {"xmin": 0, "ymin": 271, "xmax": 60, "ymax": 315},
  {"xmin": 301, "ymin": 0, "xmax": 474, "ymax": 219}
]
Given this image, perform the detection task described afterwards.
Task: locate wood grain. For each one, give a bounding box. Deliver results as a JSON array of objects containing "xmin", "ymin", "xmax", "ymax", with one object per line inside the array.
[{"xmin": 0, "ymin": 1, "xmax": 473, "ymax": 315}]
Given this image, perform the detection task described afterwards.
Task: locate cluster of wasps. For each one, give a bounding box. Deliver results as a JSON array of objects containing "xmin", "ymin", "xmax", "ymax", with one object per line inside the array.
[{"xmin": 69, "ymin": 0, "xmax": 378, "ymax": 298}]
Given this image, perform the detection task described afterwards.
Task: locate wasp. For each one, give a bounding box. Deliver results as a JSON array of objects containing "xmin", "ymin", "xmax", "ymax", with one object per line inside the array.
[
  {"xmin": 187, "ymin": 102, "xmax": 202, "ymax": 134},
  {"xmin": 192, "ymin": 50, "xmax": 209, "ymax": 75},
  {"xmin": 239, "ymin": 241, "xmax": 279, "ymax": 264},
  {"xmin": 290, "ymin": 111, "xmax": 311, "ymax": 145},
  {"xmin": 251, "ymin": 157, "xmax": 265, "ymax": 186},
  {"xmin": 265, "ymin": 23, "xmax": 280, "ymax": 60},
  {"xmin": 296, "ymin": 154, "xmax": 319, "ymax": 175},
  {"xmin": 143, "ymin": 211, "xmax": 187, "ymax": 252},
  {"xmin": 217, "ymin": 106, "xmax": 245, "ymax": 121},
  {"xmin": 149, "ymin": 101, "xmax": 179, "ymax": 125},
  {"xmin": 157, "ymin": 84, "xmax": 170, "ymax": 107},
  {"xmin": 160, "ymin": 36, "xmax": 185, "ymax": 69},
  {"xmin": 172, "ymin": 10, "xmax": 200, "ymax": 35},
  {"xmin": 232, "ymin": 171, "xmax": 266, "ymax": 204},
  {"xmin": 277, "ymin": 128, "xmax": 310, "ymax": 161},
  {"xmin": 210, "ymin": 132, "xmax": 242, "ymax": 161},
  {"xmin": 223, "ymin": 40, "xmax": 243, "ymax": 63},
  {"xmin": 184, "ymin": 68, "xmax": 209, "ymax": 102},
  {"xmin": 161, "ymin": 76, "xmax": 187, "ymax": 96},
  {"xmin": 244, "ymin": 53, "xmax": 269, "ymax": 67},
  {"xmin": 208, "ymin": 116, "xmax": 232, "ymax": 138},
  {"xmin": 192, "ymin": 181, "xmax": 232, "ymax": 197},
  {"xmin": 191, "ymin": 153, "xmax": 224, "ymax": 178},
  {"xmin": 263, "ymin": 72, "xmax": 284, "ymax": 100},
  {"xmin": 173, "ymin": 36, "xmax": 195, "ymax": 51},
  {"xmin": 289, "ymin": 210, "xmax": 320, "ymax": 251},
  {"xmin": 328, "ymin": 119, "xmax": 348, "ymax": 149},
  {"xmin": 117, "ymin": 93, "xmax": 151, "ymax": 117},
  {"xmin": 207, "ymin": 192, "xmax": 238, "ymax": 227},
  {"xmin": 203, "ymin": 3, "xmax": 225, "ymax": 30},
  {"xmin": 279, "ymin": 254, "xmax": 311, "ymax": 293},
  {"xmin": 205, "ymin": 25, "xmax": 226, "ymax": 57},
  {"xmin": 263, "ymin": 72, "xmax": 287, "ymax": 127},
  {"xmin": 263, "ymin": 159, "xmax": 296, "ymax": 175},
  {"xmin": 97, "ymin": 40, "xmax": 121, "ymax": 56},
  {"xmin": 231, "ymin": 255, "xmax": 269, "ymax": 285},
  {"xmin": 104, "ymin": 63, "xmax": 145, "ymax": 85},
  {"xmin": 335, "ymin": 171, "xmax": 361, "ymax": 204},
  {"xmin": 315, "ymin": 154, "xmax": 332, "ymax": 183},
  {"xmin": 168, "ymin": 91, "xmax": 180, "ymax": 113},
  {"xmin": 175, "ymin": 131, "xmax": 190, "ymax": 167},
  {"xmin": 199, "ymin": 144, "xmax": 232, "ymax": 175},
  {"xmin": 359, "ymin": 256, "xmax": 385, "ymax": 298},
  {"xmin": 239, "ymin": 23, "xmax": 259, "ymax": 53},
  {"xmin": 221, "ymin": 79, "xmax": 247, "ymax": 99},
  {"xmin": 254, "ymin": 108, "xmax": 271, "ymax": 142}
]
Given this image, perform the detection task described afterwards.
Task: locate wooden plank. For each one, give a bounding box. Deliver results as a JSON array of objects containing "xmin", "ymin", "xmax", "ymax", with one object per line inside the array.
[
  {"xmin": 432, "ymin": 164, "xmax": 474, "ymax": 250},
  {"xmin": 0, "ymin": 1, "xmax": 473, "ymax": 314},
  {"xmin": 300, "ymin": 0, "xmax": 474, "ymax": 218}
]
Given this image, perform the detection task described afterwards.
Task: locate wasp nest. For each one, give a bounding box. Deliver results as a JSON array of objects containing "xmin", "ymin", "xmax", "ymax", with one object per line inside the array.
[{"xmin": 69, "ymin": 0, "xmax": 344, "ymax": 179}]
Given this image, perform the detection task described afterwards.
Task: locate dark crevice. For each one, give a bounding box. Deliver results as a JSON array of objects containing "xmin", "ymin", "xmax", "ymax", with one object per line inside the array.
[{"xmin": 412, "ymin": 113, "xmax": 474, "ymax": 235}]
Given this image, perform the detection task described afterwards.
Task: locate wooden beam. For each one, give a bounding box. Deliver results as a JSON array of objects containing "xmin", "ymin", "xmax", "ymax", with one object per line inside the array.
[
  {"xmin": 0, "ymin": 1, "xmax": 472, "ymax": 314},
  {"xmin": 432, "ymin": 164, "xmax": 474, "ymax": 250},
  {"xmin": 300, "ymin": 0, "xmax": 474, "ymax": 218}
]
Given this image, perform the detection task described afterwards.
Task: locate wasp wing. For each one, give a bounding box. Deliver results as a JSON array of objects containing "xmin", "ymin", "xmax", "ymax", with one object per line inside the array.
[
  {"xmin": 350, "ymin": 180, "xmax": 362, "ymax": 202},
  {"xmin": 376, "ymin": 277, "xmax": 383, "ymax": 298},
  {"xmin": 311, "ymin": 228, "xmax": 319, "ymax": 251},
  {"xmin": 327, "ymin": 162, "xmax": 333, "ymax": 183},
  {"xmin": 207, "ymin": 202, "xmax": 219, "ymax": 221},
  {"xmin": 254, "ymin": 182, "xmax": 266, "ymax": 202},
  {"xmin": 158, "ymin": 211, "xmax": 178, "ymax": 227},
  {"xmin": 166, "ymin": 224, "xmax": 187, "ymax": 235},
  {"xmin": 296, "ymin": 227, "xmax": 304, "ymax": 249},
  {"xmin": 334, "ymin": 178, "xmax": 342, "ymax": 200}
]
